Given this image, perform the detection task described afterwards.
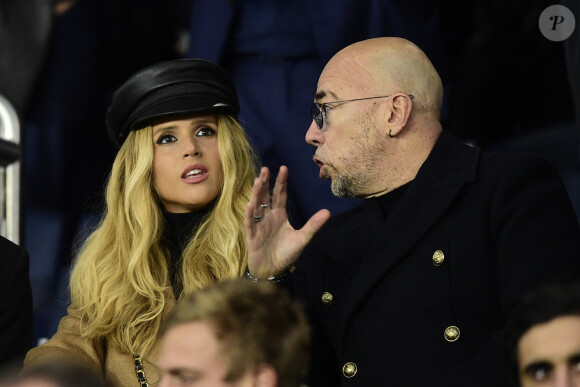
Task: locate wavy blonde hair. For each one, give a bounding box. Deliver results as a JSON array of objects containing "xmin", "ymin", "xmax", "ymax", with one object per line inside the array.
[{"xmin": 69, "ymin": 115, "xmax": 258, "ymax": 357}]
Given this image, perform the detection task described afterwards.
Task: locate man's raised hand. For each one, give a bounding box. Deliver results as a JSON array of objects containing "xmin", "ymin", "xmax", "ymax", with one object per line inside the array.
[{"xmin": 245, "ymin": 166, "xmax": 330, "ymax": 278}]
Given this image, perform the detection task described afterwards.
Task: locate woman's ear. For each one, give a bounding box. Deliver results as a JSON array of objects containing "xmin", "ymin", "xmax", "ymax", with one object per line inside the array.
[
  {"xmin": 253, "ymin": 363, "xmax": 278, "ymax": 387},
  {"xmin": 385, "ymin": 93, "xmax": 413, "ymax": 137}
]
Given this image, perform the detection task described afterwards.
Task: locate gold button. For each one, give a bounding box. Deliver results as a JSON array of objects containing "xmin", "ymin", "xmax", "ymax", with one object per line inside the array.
[
  {"xmin": 444, "ymin": 326, "xmax": 460, "ymax": 342},
  {"xmin": 342, "ymin": 362, "xmax": 357, "ymax": 378},
  {"xmin": 432, "ymin": 250, "xmax": 445, "ymax": 266},
  {"xmin": 321, "ymin": 292, "xmax": 334, "ymax": 307}
]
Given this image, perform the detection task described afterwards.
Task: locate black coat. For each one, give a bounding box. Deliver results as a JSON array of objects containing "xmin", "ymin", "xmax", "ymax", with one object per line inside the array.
[
  {"xmin": 293, "ymin": 131, "xmax": 580, "ymax": 386},
  {"xmin": 0, "ymin": 235, "xmax": 33, "ymax": 370}
]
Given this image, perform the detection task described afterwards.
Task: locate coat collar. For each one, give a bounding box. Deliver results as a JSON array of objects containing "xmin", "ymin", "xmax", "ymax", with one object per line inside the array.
[
  {"xmin": 314, "ymin": 131, "xmax": 479, "ymax": 259},
  {"xmin": 312, "ymin": 131, "xmax": 480, "ymax": 339}
]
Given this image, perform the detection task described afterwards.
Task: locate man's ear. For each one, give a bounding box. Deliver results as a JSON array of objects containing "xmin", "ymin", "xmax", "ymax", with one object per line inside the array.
[
  {"xmin": 385, "ymin": 93, "xmax": 413, "ymax": 137},
  {"xmin": 253, "ymin": 364, "xmax": 278, "ymax": 387}
]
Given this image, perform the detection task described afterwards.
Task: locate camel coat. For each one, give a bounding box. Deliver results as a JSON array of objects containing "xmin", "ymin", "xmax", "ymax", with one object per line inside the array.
[{"xmin": 24, "ymin": 292, "xmax": 176, "ymax": 387}]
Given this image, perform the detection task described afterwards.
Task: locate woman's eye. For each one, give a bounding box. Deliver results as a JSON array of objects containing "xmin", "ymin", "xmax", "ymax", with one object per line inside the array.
[
  {"xmin": 524, "ymin": 362, "xmax": 553, "ymax": 381},
  {"xmin": 178, "ymin": 376, "xmax": 195, "ymax": 384},
  {"xmin": 156, "ymin": 133, "xmax": 177, "ymax": 144},
  {"xmin": 572, "ymin": 355, "xmax": 580, "ymax": 371},
  {"xmin": 533, "ymin": 367, "xmax": 549, "ymax": 381},
  {"xmin": 196, "ymin": 126, "xmax": 216, "ymax": 137}
]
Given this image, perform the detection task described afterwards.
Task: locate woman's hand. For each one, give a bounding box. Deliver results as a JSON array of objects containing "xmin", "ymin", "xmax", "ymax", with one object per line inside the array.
[{"xmin": 244, "ymin": 166, "xmax": 330, "ymax": 278}]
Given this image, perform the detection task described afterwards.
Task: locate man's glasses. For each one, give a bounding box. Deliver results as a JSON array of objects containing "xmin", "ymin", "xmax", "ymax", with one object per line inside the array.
[{"xmin": 310, "ymin": 94, "xmax": 414, "ymax": 130}]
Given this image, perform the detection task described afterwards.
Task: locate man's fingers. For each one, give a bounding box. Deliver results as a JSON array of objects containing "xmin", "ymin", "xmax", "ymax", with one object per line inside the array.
[
  {"xmin": 250, "ymin": 167, "xmax": 270, "ymax": 206},
  {"xmin": 244, "ymin": 197, "xmax": 256, "ymax": 227},
  {"xmin": 257, "ymin": 166, "xmax": 271, "ymax": 206},
  {"xmin": 246, "ymin": 167, "xmax": 272, "ymax": 233},
  {"xmin": 272, "ymin": 165, "xmax": 288, "ymax": 209},
  {"xmin": 299, "ymin": 209, "xmax": 331, "ymax": 245}
]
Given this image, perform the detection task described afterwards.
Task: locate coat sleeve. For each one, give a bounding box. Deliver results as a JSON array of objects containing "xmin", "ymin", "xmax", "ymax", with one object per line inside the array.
[{"xmin": 24, "ymin": 306, "xmax": 106, "ymax": 374}]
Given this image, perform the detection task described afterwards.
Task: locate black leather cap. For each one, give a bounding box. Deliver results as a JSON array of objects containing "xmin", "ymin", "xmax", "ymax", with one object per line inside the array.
[{"xmin": 106, "ymin": 58, "xmax": 240, "ymax": 147}]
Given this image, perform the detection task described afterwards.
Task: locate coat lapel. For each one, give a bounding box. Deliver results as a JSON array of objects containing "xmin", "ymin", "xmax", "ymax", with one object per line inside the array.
[
  {"xmin": 311, "ymin": 197, "xmax": 386, "ymax": 277},
  {"xmin": 335, "ymin": 132, "xmax": 481, "ymax": 341}
]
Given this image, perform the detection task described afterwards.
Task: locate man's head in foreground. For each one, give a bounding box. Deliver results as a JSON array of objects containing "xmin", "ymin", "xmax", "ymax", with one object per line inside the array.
[{"xmin": 158, "ymin": 279, "xmax": 310, "ymax": 387}]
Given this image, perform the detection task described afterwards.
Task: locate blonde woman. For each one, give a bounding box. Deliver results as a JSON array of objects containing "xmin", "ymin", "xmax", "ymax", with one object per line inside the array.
[{"xmin": 24, "ymin": 59, "xmax": 259, "ymax": 386}]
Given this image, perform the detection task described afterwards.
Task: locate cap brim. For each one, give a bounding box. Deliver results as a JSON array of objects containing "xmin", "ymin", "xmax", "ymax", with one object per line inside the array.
[{"xmin": 130, "ymin": 95, "xmax": 237, "ymax": 130}]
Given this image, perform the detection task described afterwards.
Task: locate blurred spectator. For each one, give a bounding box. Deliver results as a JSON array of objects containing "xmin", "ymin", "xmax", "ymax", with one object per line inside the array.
[
  {"xmin": 504, "ymin": 282, "xmax": 580, "ymax": 387},
  {"xmin": 0, "ymin": 359, "xmax": 110, "ymax": 387},
  {"xmin": 158, "ymin": 279, "xmax": 310, "ymax": 387},
  {"xmin": 438, "ymin": 0, "xmax": 575, "ymax": 147},
  {"xmin": 438, "ymin": 0, "xmax": 580, "ymax": 218},
  {"xmin": 0, "ymin": 0, "xmax": 52, "ymax": 117},
  {"xmin": 561, "ymin": 0, "xmax": 580, "ymax": 134},
  {"xmin": 0, "ymin": 235, "xmax": 32, "ymax": 371}
]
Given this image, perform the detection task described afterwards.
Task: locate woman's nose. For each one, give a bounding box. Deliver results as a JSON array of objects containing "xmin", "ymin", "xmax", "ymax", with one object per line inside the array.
[{"xmin": 183, "ymin": 137, "xmax": 199, "ymax": 158}]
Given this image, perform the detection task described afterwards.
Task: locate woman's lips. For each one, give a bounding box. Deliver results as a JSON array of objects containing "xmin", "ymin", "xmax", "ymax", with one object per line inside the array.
[{"xmin": 181, "ymin": 165, "xmax": 209, "ymax": 183}]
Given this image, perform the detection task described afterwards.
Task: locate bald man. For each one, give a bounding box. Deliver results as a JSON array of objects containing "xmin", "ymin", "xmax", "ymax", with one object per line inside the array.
[{"xmin": 245, "ymin": 37, "xmax": 580, "ymax": 386}]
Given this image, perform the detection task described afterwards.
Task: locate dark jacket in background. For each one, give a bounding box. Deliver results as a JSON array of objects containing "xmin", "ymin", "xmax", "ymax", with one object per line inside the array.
[{"xmin": 0, "ymin": 235, "xmax": 33, "ymax": 370}]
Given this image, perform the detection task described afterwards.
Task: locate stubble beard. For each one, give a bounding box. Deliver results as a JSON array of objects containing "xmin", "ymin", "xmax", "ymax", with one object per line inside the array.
[
  {"xmin": 326, "ymin": 109, "xmax": 384, "ymax": 198},
  {"xmin": 330, "ymin": 172, "xmax": 366, "ymax": 198},
  {"xmin": 327, "ymin": 139, "xmax": 384, "ymax": 199},
  {"xmin": 324, "ymin": 159, "xmax": 372, "ymax": 198}
]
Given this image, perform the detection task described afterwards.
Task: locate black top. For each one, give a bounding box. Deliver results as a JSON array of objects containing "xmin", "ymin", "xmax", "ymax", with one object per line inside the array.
[
  {"xmin": 162, "ymin": 206, "xmax": 212, "ymax": 299},
  {"xmin": 372, "ymin": 183, "xmax": 409, "ymax": 219}
]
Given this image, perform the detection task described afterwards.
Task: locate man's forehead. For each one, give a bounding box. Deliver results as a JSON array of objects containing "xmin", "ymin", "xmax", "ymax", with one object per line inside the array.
[
  {"xmin": 317, "ymin": 59, "xmax": 379, "ymax": 100},
  {"xmin": 159, "ymin": 321, "xmax": 221, "ymax": 359},
  {"xmin": 518, "ymin": 316, "xmax": 580, "ymax": 362}
]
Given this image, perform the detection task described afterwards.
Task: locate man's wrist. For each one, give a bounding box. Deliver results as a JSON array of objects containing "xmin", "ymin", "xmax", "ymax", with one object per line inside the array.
[{"xmin": 243, "ymin": 266, "xmax": 291, "ymax": 284}]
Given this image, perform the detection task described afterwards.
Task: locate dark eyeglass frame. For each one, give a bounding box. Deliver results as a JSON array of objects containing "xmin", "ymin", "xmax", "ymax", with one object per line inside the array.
[{"xmin": 310, "ymin": 94, "xmax": 414, "ymax": 130}]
